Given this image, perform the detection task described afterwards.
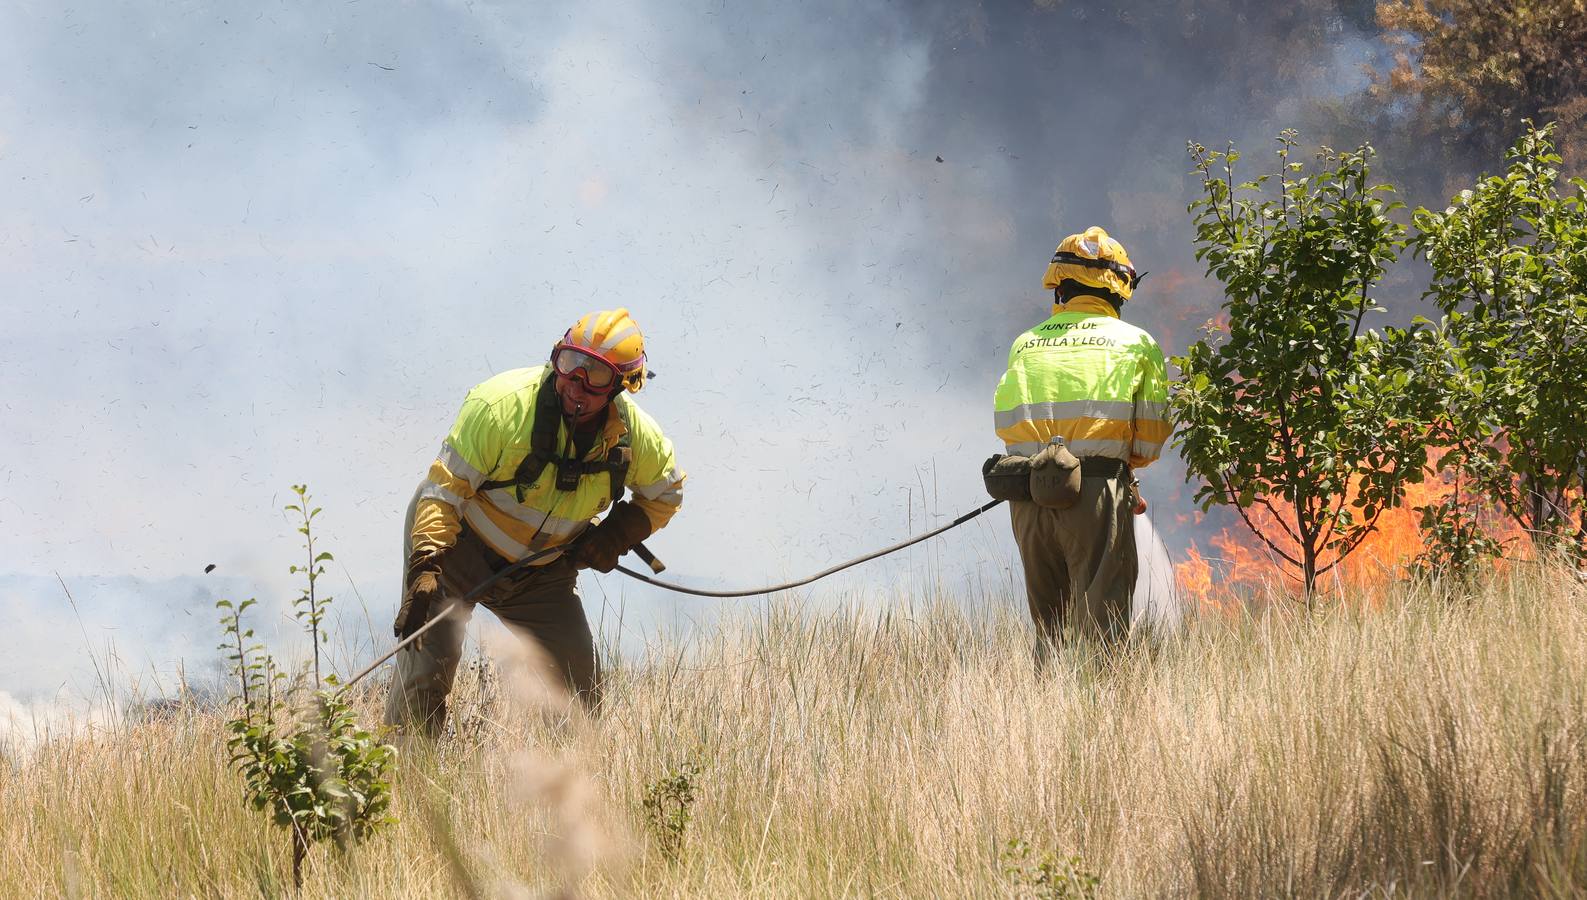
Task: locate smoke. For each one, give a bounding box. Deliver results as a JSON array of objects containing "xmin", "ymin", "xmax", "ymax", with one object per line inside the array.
[
  {"xmin": 0, "ymin": 690, "xmax": 115, "ymax": 757},
  {"xmin": 1133, "ymin": 515, "xmax": 1184, "ymax": 632},
  {"xmin": 2, "ymin": 1, "xmax": 1394, "ymax": 699}
]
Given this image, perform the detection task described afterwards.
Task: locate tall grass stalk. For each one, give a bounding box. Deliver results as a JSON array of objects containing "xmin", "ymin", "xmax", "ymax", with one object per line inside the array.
[{"xmin": 3, "ymin": 566, "xmax": 1586, "ymax": 897}]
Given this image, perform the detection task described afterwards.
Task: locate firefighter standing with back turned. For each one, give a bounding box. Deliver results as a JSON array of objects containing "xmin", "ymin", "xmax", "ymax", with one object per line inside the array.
[
  {"xmin": 386, "ymin": 309, "xmax": 685, "ymax": 735},
  {"xmin": 990, "ymin": 227, "xmax": 1170, "ymax": 661}
]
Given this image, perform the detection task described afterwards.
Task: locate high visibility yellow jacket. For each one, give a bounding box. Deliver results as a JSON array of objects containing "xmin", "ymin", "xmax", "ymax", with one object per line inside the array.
[
  {"xmin": 411, "ymin": 365, "xmax": 685, "ymax": 564},
  {"xmin": 993, "ymin": 297, "xmax": 1170, "ymax": 468}
]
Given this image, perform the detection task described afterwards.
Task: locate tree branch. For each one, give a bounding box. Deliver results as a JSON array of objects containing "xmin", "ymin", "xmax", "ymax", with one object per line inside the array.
[
  {"xmin": 1254, "ymin": 495, "xmax": 1303, "ymax": 545},
  {"xmin": 1317, "ymin": 503, "xmax": 1389, "ymax": 576},
  {"xmin": 1221, "ymin": 473, "xmax": 1303, "ymax": 567}
]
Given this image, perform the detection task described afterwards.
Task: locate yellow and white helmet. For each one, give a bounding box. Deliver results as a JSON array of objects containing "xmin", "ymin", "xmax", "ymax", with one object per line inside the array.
[
  {"xmin": 551, "ymin": 308, "xmax": 649, "ymax": 393},
  {"xmin": 1042, "ymin": 226, "xmax": 1142, "ymax": 303}
]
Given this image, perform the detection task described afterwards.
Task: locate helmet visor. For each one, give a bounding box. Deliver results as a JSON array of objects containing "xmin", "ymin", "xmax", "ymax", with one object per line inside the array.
[{"xmin": 553, "ymin": 346, "xmax": 619, "ymax": 389}]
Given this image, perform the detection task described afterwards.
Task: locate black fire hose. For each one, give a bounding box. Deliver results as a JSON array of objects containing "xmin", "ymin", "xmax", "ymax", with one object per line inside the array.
[
  {"xmin": 612, "ymin": 499, "xmax": 1005, "ymax": 598},
  {"xmin": 343, "ymin": 499, "xmax": 1003, "ymax": 689},
  {"xmin": 342, "ymin": 538, "xmax": 662, "ymax": 690}
]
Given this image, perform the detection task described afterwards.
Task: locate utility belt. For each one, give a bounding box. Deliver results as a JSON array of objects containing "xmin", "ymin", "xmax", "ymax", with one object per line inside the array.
[{"xmin": 982, "ymin": 438, "xmax": 1129, "ymax": 509}]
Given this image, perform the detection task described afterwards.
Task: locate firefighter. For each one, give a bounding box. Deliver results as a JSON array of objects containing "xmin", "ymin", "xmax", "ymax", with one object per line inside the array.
[
  {"xmin": 386, "ymin": 309, "xmax": 684, "ymax": 734},
  {"xmin": 992, "ymin": 227, "xmax": 1169, "ymax": 658}
]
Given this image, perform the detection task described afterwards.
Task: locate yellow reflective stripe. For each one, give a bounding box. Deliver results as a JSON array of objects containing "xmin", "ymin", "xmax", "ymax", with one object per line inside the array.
[
  {"xmin": 998, "ymin": 411, "xmax": 1169, "ymax": 457},
  {"xmin": 479, "ymin": 488, "xmax": 588, "ymax": 536},
  {"xmin": 416, "ymin": 482, "xmax": 464, "ymax": 509},
  {"xmin": 998, "ymin": 418, "xmax": 1137, "ymax": 461},
  {"xmin": 1134, "ymin": 418, "xmax": 1172, "ymax": 445},
  {"xmin": 996, "ymin": 422, "xmax": 1043, "ymax": 446},
  {"xmin": 997, "ymin": 416, "xmax": 1135, "ymax": 445},
  {"xmin": 994, "ymin": 399, "xmax": 1135, "ymax": 430},
  {"xmin": 438, "ymin": 443, "xmax": 486, "ymax": 488}
]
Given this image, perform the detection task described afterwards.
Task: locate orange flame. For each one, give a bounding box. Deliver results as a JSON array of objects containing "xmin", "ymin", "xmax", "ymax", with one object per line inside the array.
[{"xmin": 1173, "ymin": 459, "xmax": 1532, "ymax": 607}]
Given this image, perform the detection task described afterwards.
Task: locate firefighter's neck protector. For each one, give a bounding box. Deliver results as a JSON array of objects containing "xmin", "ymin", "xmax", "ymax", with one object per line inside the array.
[
  {"xmin": 554, "ymin": 308, "xmax": 649, "ymax": 393},
  {"xmin": 1056, "ymin": 281, "xmax": 1126, "ymax": 315}
]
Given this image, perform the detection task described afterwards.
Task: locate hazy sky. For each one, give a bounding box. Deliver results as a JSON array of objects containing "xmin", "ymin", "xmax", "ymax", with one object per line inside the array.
[{"xmin": 0, "ymin": 0, "xmax": 1379, "ymax": 715}]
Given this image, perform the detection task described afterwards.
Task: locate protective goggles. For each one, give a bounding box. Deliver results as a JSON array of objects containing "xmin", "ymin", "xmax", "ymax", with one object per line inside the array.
[{"xmin": 552, "ymin": 345, "xmax": 622, "ymax": 390}]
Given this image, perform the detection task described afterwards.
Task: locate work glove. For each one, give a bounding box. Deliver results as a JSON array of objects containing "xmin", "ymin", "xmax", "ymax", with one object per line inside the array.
[
  {"xmin": 393, "ymin": 551, "xmax": 445, "ymax": 639},
  {"xmin": 571, "ymin": 501, "xmax": 652, "ymax": 573}
]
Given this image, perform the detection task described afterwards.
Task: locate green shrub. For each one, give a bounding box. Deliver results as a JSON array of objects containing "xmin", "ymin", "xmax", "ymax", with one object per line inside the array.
[
  {"xmin": 641, "ymin": 758, "xmax": 702, "ymax": 863},
  {"xmin": 216, "ymin": 485, "xmax": 396, "ymax": 888}
]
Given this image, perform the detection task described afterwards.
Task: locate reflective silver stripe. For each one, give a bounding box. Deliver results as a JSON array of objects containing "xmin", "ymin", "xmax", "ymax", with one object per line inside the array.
[
  {"xmin": 480, "ymin": 488, "xmax": 587, "ymax": 536},
  {"xmin": 438, "ymin": 443, "xmax": 486, "ymax": 488},
  {"xmin": 415, "ymin": 483, "xmax": 464, "ymax": 510},
  {"xmin": 1064, "ymin": 438, "xmax": 1131, "ymax": 459},
  {"xmin": 1134, "ymin": 399, "xmax": 1169, "ymax": 422},
  {"xmin": 522, "ymin": 527, "xmax": 570, "ymax": 563},
  {"xmin": 461, "ymin": 506, "xmax": 567, "ymax": 564},
  {"xmin": 598, "ymin": 324, "xmax": 639, "ymax": 351},
  {"xmin": 463, "ymin": 504, "xmax": 528, "ymax": 557},
  {"xmin": 1005, "ymin": 438, "xmax": 1132, "ymax": 459},
  {"xmin": 633, "ymin": 468, "xmax": 683, "ymax": 502},
  {"xmin": 994, "ymin": 399, "xmax": 1136, "ymax": 429},
  {"xmin": 1131, "ymin": 439, "xmax": 1165, "ymax": 459},
  {"xmin": 653, "ymin": 486, "xmax": 683, "ymax": 507},
  {"xmin": 583, "ymin": 315, "xmax": 600, "ymax": 344}
]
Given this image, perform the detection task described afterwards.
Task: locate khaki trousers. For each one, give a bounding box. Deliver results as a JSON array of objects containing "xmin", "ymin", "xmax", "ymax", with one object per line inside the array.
[
  {"xmin": 1009, "ymin": 471, "xmax": 1137, "ymax": 657},
  {"xmin": 384, "ymin": 487, "xmax": 598, "ymax": 736}
]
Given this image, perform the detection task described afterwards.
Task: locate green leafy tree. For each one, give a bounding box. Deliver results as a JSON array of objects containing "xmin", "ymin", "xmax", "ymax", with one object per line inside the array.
[
  {"xmin": 1173, "ymin": 133, "xmax": 1438, "ymax": 596},
  {"xmin": 1411, "ymin": 123, "xmax": 1587, "ymax": 560},
  {"xmin": 218, "ymin": 486, "xmax": 396, "ymax": 889}
]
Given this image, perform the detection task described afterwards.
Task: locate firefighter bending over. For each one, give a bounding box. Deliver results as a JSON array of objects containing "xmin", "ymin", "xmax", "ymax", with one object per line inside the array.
[
  {"xmin": 989, "ymin": 227, "xmax": 1170, "ymax": 658},
  {"xmin": 386, "ymin": 309, "xmax": 684, "ymax": 734}
]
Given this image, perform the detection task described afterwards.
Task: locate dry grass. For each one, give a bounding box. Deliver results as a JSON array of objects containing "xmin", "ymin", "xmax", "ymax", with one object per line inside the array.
[{"xmin": 4, "ymin": 566, "xmax": 1587, "ymax": 898}]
